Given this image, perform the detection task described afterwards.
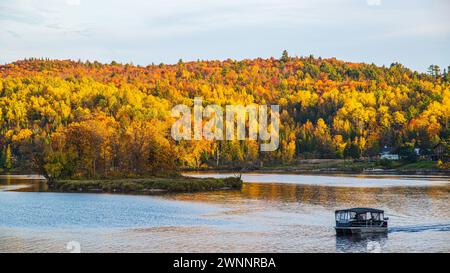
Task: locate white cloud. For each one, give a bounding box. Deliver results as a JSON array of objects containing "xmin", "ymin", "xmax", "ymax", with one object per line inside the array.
[
  {"xmin": 367, "ymin": 0, "xmax": 381, "ymax": 6},
  {"xmin": 66, "ymin": 0, "xmax": 81, "ymax": 6}
]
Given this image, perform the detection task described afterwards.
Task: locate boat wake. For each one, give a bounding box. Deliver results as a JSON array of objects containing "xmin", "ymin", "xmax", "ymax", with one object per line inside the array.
[{"xmin": 389, "ymin": 223, "xmax": 450, "ymax": 233}]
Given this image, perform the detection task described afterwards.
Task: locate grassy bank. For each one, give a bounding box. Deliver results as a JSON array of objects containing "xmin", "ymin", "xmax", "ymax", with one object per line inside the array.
[
  {"xmin": 48, "ymin": 176, "xmax": 243, "ymax": 194},
  {"xmin": 184, "ymin": 160, "xmax": 448, "ymax": 174},
  {"xmin": 263, "ymin": 159, "xmax": 442, "ymax": 173}
]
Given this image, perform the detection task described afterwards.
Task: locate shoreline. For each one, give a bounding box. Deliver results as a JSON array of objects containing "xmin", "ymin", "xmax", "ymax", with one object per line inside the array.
[
  {"xmin": 2, "ymin": 160, "xmax": 449, "ymax": 178},
  {"xmin": 2, "ymin": 165, "xmax": 449, "ymax": 195},
  {"xmin": 181, "ymin": 168, "xmax": 450, "ymax": 176},
  {"xmin": 181, "ymin": 160, "xmax": 450, "ymax": 176}
]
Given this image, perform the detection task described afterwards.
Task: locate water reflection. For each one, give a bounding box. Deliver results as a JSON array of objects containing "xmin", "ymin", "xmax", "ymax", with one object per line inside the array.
[
  {"xmin": 0, "ymin": 174, "xmax": 449, "ymax": 252},
  {"xmin": 171, "ymin": 183, "xmax": 450, "ymax": 223},
  {"xmin": 0, "ymin": 175, "xmax": 47, "ymax": 192},
  {"xmin": 185, "ymin": 172, "xmax": 450, "ymax": 187}
]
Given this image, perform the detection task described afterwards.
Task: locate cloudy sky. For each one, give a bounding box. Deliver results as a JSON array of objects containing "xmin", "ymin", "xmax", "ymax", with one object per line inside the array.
[{"xmin": 0, "ymin": 0, "xmax": 449, "ymax": 72}]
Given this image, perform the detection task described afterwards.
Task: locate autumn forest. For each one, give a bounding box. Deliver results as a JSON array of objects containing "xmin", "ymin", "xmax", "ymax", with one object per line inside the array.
[{"xmin": 0, "ymin": 52, "xmax": 449, "ymax": 179}]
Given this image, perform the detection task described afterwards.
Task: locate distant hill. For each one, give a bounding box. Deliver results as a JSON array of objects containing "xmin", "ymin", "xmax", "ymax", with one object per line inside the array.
[{"xmin": 0, "ymin": 55, "xmax": 449, "ymax": 178}]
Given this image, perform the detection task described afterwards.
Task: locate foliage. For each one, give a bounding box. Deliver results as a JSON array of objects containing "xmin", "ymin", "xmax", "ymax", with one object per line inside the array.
[
  {"xmin": 376, "ymin": 158, "xmax": 394, "ymax": 169},
  {"xmin": 0, "ymin": 56, "xmax": 449, "ymax": 177}
]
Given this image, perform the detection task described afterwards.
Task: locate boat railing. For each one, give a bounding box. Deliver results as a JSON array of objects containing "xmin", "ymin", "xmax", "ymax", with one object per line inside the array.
[{"xmin": 350, "ymin": 220, "xmax": 386, "ymax": 227}]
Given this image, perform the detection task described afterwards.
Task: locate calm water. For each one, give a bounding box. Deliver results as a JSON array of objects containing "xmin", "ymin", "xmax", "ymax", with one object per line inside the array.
[{"xmin": 0, "ymin": 173, "xmax": 449, "ymax": 253}]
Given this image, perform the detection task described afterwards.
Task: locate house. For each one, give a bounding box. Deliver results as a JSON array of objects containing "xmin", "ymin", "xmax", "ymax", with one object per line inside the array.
[
  {"xmin": 380, "ymin": 146, "xmax": 399, "ymax": 160},
  {"xmin": 414, "ymin": 148, "xmax": 420, "ymax": 156},
  {"xmin": 431, "ymin": 143, "xmax": 446, "ymax": 161}
]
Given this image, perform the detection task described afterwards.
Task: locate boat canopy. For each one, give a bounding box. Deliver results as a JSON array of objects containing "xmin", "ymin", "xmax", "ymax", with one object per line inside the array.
[{"xmin": 335, "ymin": 208, "xmax": 384, "ymax": 214}]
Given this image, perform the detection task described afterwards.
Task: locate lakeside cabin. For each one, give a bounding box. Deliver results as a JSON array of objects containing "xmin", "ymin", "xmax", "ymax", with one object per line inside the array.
[
  {"xmin": 379, "ymin": 146, "xmax": 399, "ymax": 160},
  {"xmin": 335, "ymin": 208, "xmax": 388, "ymax": 235}
]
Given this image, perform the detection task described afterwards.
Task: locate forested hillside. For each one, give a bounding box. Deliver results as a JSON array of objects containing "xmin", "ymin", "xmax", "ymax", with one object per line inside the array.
[{"xmin": 1, "ymin": 52, "xmax": 449, "ymax": 178}]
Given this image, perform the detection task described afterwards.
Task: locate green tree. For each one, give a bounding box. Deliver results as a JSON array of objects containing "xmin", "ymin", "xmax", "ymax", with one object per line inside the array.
[
  {"xmin": 398, "ymin": 142, "xmax": 418, "ymax": 162},
  {"xmin": 281, "ymin": 50, "xmax": 289, "ymax": 63},
  {"xmin": 4, "ymin": 145, "xmax": 12, "ymax": 169},
  {"xmin": 427, "ymin": 64, "xmax": 440, "ymax": 78},
  {"xmin": 344, "ymin": 140, "xmax": 361, "ymax": 159}
]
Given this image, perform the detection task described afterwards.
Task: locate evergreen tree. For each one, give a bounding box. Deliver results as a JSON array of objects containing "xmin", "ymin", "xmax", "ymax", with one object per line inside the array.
[
  {"xmin": 281, "ymin": 50, "xmax": 289, "ymax": 62},
  {"xmin": 4, "ymin": 145, "xmax": 12, "ymax": 169}
]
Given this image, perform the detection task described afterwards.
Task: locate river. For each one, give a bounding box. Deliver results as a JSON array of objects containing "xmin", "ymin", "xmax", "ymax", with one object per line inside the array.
[{"xmin": 0, "ymin": 173, "xmax": 449, "ymax": 252}]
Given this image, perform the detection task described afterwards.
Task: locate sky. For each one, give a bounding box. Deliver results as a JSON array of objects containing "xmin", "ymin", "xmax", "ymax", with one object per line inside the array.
[{"xmin": 0, "ymin": 0, "xmax": 449, "ymax": 72}]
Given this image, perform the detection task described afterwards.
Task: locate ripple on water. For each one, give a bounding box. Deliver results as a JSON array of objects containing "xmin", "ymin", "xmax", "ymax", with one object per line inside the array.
[{"xmin": 0, "ymin": 174, "xmax": 449, "ymax": 252}]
